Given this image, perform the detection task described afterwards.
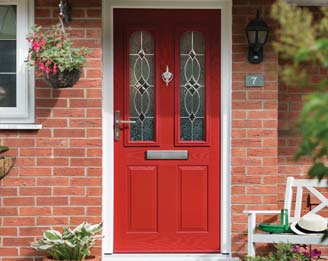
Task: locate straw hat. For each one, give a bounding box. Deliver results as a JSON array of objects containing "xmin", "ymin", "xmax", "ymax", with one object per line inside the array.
[{"xmin": 290, "ymin": 213, "xmax": 327, "ymax": 235}]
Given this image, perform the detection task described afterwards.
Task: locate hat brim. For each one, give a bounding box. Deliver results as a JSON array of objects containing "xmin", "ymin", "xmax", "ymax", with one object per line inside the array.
[
  {"xmin": 290, "ymin": 221, "xmax": 326, "ymax": 235},
  {"xmin": 290, "ymin": 221, "xmax": 306, "ymax": 235}
]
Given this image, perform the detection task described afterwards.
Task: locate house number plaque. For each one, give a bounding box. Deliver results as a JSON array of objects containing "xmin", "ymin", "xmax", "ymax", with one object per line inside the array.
[{"xmin": 245, "ymin": 74, "xmax": 264, "ymax": 87}]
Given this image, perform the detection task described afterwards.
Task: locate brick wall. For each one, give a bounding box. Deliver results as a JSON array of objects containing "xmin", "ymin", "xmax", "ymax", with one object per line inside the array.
[
  {"xmin": 0, "ymin": 0, "xmax": 310, "ymax": 259},
  {"xmin": 231, "ymin": 0, "xmax": 279, "ymax": 256},
  {"xmin": 0, "ymin": 0, "xmax": 102, "ymax": 260}
]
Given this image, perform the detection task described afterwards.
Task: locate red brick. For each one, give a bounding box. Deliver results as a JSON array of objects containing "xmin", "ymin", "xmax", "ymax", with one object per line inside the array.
[
  {"xmin": 53, "ymin": 207, "xmax": 85, "ymax": 216},
  {"xmin": 53, "ymin": 108, "xmax": 86, "ymax": 118},
  {"xmin": 20, "ymin": 207, "xmax": 51, "ymax": 216},
  {"xmin": 37, "ymin": 177, "xmax": 69, "ymax": 186},
  {"xmin": 87, "ymin": 187, "xmax": 102, "ymax": 196},
  {"xmin": 69, "ymin": 119, "xmax": 101, "ymax": 128},
  {"xmin": 36, "ymin": 138, "xmax": 68, "ymax": 147},
  {"xmin": 3, "ymin": 217, "xmax": 35, "ymax": 226},
  {"xmin": 70, "ymin": 138, "xmax": 102, "ymax": 147},
  {"xmin": 87, "ymin": 207, "xmax": 102, "ymax": 215},
  {"xmin": 70, "ymin": 158, "xmax": 101, "ymax": 166},
  {"xmin": 54, "ymin": 148, "xmax": 85, "ymax": 157},
  {"xmin": 54, "ymin": 167, "xmax": 85, "ymax": 176},
  {"xmin": 20, "ymin": 168, "xmax": 52, "ymax": 176},
  {"xmin": 19, "ymin": 227, "xmax": 47, "ymax": 236},
  {"xmin": 20, "ymin": 148, "xmax": 52, "ymax": 157},
  {"xmin": 70, "ymin": 197, "xmax": 101, "ymax": 206},
  {"xmin": 2, "ymin": 178, "xmax": 35, "ymax": 187},
  {"xmin": 53, "ymin": 187, "xmax": 85, "ymax": 196},
  {"xmin": 53, "ymin": 129, "xmax": 86, "ymax": 137},
  {"xmin": 3, "ymin": 197, "xmax": 35, "ymax": 206},
  {"xmin": 0, "ymin": 227, "xmax": 17, "ymax": 236},
  {"xmin": 0, "ymin": 188, "xmax": 18, "ymax": 196},
  {"xmin": 36, "ymin": 197, "xmax": 68, "ymax": 206},
  {"xmin": 36, "ymin": 216, "xmax": 69, "ymax": 226},
  {"xmin": 70, "ymin": 177, "xmax": 102, "ymax": 186},
  {"xmin": 37, "ymin": 158, "xmax": 69, "ymax": 166},
  {"xmin": 53, "ymin": 89, "xmax": 85, "ymax": 98},
  {"xmin": 3, "ymin": 237, "xmax": 33, "ymax": 247},
  {"xmin": 0, "ymin": 248, "xmax": 19, "ymax": 257}
]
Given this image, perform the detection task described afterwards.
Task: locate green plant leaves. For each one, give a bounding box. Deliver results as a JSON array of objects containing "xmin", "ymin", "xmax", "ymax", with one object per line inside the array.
[
  {"xmin": 0, "ymin": 146, "xmax": 9, "ymax": 153},
  {"xmin": 44, "ymin": 230, "xmax": 62, "ymax": 240},
  {"xmin": 26, "ymin": 24, "xmax": 91, "ymax": 74},
  {"xmin": 31, "ymin": 222, "xmax": 102, "ymax": 260},
  {"xmin": 271, "ymin": 1, "xmax": 328, "ymax": 182}
]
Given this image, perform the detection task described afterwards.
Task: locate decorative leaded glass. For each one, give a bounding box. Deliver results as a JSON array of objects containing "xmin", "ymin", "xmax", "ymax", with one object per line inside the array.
[
  {"xmin": 0, "ymin": 5, "xmax": 16, "ymax": 108},
  {"xmin": 129, "ymin": 31, "xmax": 155, "ymax": 141},
  {"xmin": 180, "ymin": 32, "xmax": 205, "ymax": 141}
]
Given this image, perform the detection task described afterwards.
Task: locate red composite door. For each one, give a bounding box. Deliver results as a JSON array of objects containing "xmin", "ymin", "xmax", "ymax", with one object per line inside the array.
[{"xmin": 114, "ymin": 9, "xmax": 221, "ymax": 253}]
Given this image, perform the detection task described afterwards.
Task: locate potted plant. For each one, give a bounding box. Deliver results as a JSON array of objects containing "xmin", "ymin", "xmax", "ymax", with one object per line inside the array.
[
  {"xmin": 26, "ymin": 23, "xmax": 90, "ymax": 88},
  {"xmin": 31, "ymin": 222, "xmax": 102, "ymax": 261}
]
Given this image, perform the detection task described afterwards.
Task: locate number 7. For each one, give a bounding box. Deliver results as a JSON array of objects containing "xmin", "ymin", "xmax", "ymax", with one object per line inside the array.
[{"xmin": 251, "ymin": 76, "xmax": 257, "ymax": 85}]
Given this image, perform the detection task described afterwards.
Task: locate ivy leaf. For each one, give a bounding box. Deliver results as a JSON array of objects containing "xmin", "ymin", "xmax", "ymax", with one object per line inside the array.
[
  {"xmin": 0, "ymin": 146, "xmax": 9, "ymax": 153},
  {"xmin": 308, "ymin": 162, "xmax": 328, "ymax": 181}
]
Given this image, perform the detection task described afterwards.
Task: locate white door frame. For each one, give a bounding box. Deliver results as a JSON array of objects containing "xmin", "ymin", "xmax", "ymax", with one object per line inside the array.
[{"xmin": 102, "ymin": 0, "xmax": 233, "ymax": 259}]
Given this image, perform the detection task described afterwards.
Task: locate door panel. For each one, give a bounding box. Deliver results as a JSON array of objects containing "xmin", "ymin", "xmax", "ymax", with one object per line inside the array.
[
  {"xmin": 128, "ymin": 166, "xmax": 158, "ymax": 232},
  {"xmin": 178, "ymin": 166, "xmax": 208, "ymax": 231},
  {"xmin": 114, "ymin": 9, "xmax": 221, "ymax": 253}
]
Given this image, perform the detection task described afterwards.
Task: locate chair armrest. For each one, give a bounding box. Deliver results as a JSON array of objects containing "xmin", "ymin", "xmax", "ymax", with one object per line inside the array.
[{"xmin": 244, "ymin": 210, "xmax": 281, "ymax": 215}]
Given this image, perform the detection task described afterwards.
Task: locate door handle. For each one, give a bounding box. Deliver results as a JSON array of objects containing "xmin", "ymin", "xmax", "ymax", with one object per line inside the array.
[{"xmin": 115, "ymin": 110, "xmax": 136, "ymax": 141}]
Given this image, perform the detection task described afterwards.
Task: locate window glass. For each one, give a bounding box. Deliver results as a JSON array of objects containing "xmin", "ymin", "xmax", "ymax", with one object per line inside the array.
[
  {"xmin": 129, "ymin": 31, "xmax": 155, "ymax": 141},
  {"xmin": 180, "ymin": 31, "xmax": 205, "ymax": 141},
  {"xmin": 0, "ymin": 5, "xmax": 16, "ymax": 108}
]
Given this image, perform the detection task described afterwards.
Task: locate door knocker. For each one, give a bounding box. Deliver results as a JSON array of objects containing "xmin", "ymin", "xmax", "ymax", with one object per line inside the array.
[{"xmin": 162, "ymin": 65, "xmax": 173, "ymax": 86}]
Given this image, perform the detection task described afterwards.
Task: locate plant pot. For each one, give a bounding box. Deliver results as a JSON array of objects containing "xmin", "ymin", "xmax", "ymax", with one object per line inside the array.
[
  {"xmin": 43, "ymin": 256, "xmax": 97, "ymax": 261},
  {"xmin": 43, "ymin": 69, "xmax": 82, "ymax": 88},
  {"xmin": 0, "ymin": 156, "xmax": 15, "ymax": 180}
]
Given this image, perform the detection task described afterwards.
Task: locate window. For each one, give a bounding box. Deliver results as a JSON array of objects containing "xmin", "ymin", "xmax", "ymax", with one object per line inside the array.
[{"xmin": 0, "ymin": 0, "xmax": 35, "ymax": 125}]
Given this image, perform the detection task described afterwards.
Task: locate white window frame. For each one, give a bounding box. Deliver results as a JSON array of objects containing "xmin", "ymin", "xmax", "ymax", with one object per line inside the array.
[{"xmin": 0, "ymin": 0, "xmax": 39, "ymax": 127}]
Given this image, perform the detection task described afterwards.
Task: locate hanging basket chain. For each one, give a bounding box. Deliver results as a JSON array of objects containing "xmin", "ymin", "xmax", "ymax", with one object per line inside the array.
[{"xmin": 58, "ymin": 0, "xmax": 72, "ymax": 63}]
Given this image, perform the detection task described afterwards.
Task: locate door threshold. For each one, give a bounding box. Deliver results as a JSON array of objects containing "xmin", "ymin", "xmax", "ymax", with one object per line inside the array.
[{"xmin": 103, "ymin": 254, "xmax": 240, "ymax": 261}]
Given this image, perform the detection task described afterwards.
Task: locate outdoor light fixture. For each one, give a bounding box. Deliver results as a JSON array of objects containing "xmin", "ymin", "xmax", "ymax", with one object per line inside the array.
[{"xmin": 245, "ymin": 10, "xmax": 269, "ymax": 64}]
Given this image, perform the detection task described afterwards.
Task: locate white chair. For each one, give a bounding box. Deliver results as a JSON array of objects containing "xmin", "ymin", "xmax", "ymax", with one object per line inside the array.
[{"xmin": 244, "ymin": 177, "xmax": 328, "ymax": 256}]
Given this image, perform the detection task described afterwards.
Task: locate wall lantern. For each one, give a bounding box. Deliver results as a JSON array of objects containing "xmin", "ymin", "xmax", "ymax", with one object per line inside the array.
[{"xmin": 245, "ymin": 10, "xmax": 269, "ymax": 64}]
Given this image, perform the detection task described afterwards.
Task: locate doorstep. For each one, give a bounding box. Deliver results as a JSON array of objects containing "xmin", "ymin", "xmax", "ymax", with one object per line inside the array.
[{"xmin": 103, "ymin": 254, "xmax": 240, "ymax": 260}]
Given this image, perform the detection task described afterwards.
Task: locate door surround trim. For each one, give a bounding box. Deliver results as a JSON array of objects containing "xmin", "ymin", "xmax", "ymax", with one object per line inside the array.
[{"xmin": 102, "ymin": 0, "xmax": 233, "ymax": 258}]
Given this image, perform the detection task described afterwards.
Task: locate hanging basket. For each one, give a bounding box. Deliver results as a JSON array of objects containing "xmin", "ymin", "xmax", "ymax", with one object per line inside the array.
[
  {"xmin": 43, "ymin": 69, "xmax": 82, "ymax": 88},
  {"xmin": 0, "ymin": 156, "xmax": 15, "ymax": 180}
]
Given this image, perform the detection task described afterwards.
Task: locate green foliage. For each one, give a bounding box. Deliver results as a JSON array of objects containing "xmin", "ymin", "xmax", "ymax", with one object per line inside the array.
[
  {"xmin": 31, "ymin": 222, "xmax": 102, "ymax": 260},
  {"xmin": 26, "ymin": 24, "xmax": 91, "ymax": 75},
  {"xmin": 0, "ymin": 146, "xmax": 9, "ymax": 153},
  {"xmin": 271, "ymin": 1, "xmax": 328, "ymax": 181},
  {"xmin": 244, "ymin": 243, "xmax": 323, "ymax": 261}
]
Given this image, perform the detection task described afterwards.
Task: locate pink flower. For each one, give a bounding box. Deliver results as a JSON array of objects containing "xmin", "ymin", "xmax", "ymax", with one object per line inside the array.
[
  {"xmin": 39, "ymin": 40, "xmax": 46, "ymax": 47},
  {"xmin": 39, "ymin": 62, "xmax": 45, "ymax": 71},
  {"xmin": 53, "ymin": 64, "xmax": 57, "ymax": 74},
  {"xmin": 311, "ymin": 248, "xmax": 321, "ymax": 258},
  {"xmin": 32, "ymin": 41, "xmax": 41, "ymax": 52}
]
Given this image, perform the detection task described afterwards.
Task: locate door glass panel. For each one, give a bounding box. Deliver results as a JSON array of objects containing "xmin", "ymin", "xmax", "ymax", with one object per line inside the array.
[
  {"xmin": 129, "ymin": 31, "xmax": 155, "ymax": 141},
  {"xmin": 180, "ymin": 32, "xmax": 205, "ymax": 141},
  {"xmin": 0, "ymin": 5, "xmax": 16, "ymax": 108}
]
